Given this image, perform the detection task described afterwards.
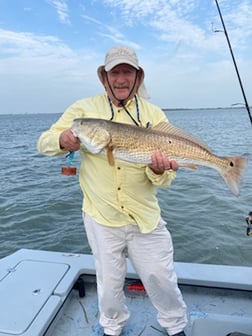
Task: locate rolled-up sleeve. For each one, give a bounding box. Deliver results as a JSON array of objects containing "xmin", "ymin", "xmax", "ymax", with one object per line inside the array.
[
  {"xmin": 37, "ymin": 129, "xmax": 67, "ymax": 156},
  {"xmin": 145, "ymin": 166, "xmax": 176, "ymax": 188}
]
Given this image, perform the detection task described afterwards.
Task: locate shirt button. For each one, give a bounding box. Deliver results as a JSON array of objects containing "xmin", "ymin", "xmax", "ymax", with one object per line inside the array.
[
  {"xmin": 121, "ymin": 205, "xmax": 124, "ymax": 209},
  {"xmin": 118, "ymin": 187, "xmax": 121, "ymax": 190},
  {"xmin": 117, "ymin": 167, "xmax": 121, "ymax": 170}
]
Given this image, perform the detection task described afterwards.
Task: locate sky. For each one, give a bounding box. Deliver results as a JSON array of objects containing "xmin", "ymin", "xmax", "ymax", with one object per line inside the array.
[{"xmin": 0, "ymin": 0, "xmax": 252, "ymax": 114}]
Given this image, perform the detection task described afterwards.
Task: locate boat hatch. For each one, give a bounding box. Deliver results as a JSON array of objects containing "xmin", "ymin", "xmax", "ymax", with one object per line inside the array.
[{"xmin": 0, "ymin": 259, "xmax": 69, "ymax": 335}]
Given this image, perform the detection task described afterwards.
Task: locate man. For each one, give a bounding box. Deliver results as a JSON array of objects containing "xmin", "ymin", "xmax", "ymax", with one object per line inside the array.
[{"xmin": 37, "ymin": 45, "xmax": 187, "ymax": 336}]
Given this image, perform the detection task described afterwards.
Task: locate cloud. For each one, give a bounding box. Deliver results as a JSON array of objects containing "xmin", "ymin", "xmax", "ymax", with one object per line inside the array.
[
  {"xmin": 0, "ymin": 0, "xmax": 251, "ymax": 113},
  {"xmin": 220, "ymin": 1, "xmax": 252, "ymax": 48},
  {"xmin": 101, "ymin": 0, "xmax": 252, "ymax": 52},
  {"xmin": 0, "ymin": 28, "xmax": 102, "ymax": 114},
  {"xmin": 48, "ymin": 0, "xmax": 71, "ymax": 25},
  {"xmin": 0, "ymin": 28, "xmax": 102, "ymax": 87},
  {"xmin": 0, "ymin": 29, "xmax": 75, "ymax": 73},
  {"xmin": 81, "ymin": 14, "xmax": 140, "ymax": 49}
]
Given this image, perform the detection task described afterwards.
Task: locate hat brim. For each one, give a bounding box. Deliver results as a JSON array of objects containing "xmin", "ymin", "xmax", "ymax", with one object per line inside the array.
[{"xmin": 104, "ymin": 59, "xmax": 139, "ymax": 71}]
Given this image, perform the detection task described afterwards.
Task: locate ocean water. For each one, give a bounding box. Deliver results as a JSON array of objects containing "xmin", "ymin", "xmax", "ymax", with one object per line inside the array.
[{"xmin": 1, "ymin": 108, "xmax": 252, "ymax": 266}]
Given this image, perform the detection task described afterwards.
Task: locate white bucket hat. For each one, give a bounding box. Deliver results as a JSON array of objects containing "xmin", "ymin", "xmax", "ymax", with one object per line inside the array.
[{"xmin": 97, "ymin": 45, "xmax": 150, "ymax": 99}]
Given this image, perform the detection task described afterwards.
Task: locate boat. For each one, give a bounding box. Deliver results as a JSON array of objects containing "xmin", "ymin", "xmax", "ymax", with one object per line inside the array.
[{"xmin": 0, "ymin": 248, "xmax": 251, "ymax": 336}]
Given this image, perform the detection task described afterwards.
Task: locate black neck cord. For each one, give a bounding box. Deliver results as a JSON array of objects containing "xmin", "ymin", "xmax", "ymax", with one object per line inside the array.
[{"xmin": 107, "ymin": 95, "xmax": 141, "ymax": 127}]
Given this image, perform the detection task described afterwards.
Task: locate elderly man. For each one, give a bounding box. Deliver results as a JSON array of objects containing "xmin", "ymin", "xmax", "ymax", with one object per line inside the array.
[{"xmin": 37, "ymin": 45, "xmax": 187, "ymax": 336}]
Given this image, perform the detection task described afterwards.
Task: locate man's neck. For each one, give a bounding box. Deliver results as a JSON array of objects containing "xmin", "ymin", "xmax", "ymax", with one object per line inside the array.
[
  {"xmin": 110, "ymin": 98, "xmax": 127, "ymax": 107},
  {"xmin": 108, "ymin": 95, "xmax": 136, "ymax": 107}
]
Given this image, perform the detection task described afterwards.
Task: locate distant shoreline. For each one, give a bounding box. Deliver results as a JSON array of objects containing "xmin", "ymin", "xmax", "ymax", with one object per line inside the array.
[
  {"xmin": 163, "ymin": 106, "xmax": 250, "ymax": 111},
  {"xmin": 0, "ymin": 106, "xmax": 250, "ymax": 116}
]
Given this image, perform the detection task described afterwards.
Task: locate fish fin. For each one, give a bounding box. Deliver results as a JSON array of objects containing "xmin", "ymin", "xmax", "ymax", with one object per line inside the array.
[
  {"xmin": 220, "ymin": 156, "xmax": 248, "ymax": 196},
  {"xmin": 106, "ymin": 143, "xmax": 115, "ymax": 166},
  {"xmin": 153, "ymin": 122, "xmax": 211, "ymax": 151},
  {"xmin": 179, "ymin": 163, "xmax": 198, "ymax": 170}
]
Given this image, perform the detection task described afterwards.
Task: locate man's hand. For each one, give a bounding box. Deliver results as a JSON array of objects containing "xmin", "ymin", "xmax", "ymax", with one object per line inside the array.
[
  {"xmin": 59, "ymin": 129, "xmax": 80, "ymax": 152},
  {"xmin": 149, "ymin": 151, "xmax": 178, "ymax": 174}
]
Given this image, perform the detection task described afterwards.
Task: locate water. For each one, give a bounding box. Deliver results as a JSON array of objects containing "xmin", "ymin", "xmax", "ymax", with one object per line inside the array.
[{"xmin": 0, "ymin": 108, "xmax": 252, "ymax": 266}]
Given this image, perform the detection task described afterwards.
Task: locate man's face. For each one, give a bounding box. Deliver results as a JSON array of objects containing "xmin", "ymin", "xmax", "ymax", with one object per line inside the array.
[{"xmin": 104, "ymin": 64, "xmax": 141, "ymax": 103}]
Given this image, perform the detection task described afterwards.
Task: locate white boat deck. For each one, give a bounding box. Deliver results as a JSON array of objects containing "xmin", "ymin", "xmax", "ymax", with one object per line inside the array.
[{"xmin": 0, "ymin": 249, "xmax": 252, "ymax": 336}]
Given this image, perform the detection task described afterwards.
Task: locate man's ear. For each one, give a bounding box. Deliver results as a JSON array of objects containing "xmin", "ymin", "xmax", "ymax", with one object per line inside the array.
[{"xmin": 100, "ymin": 68, "xmax": 107, "ymax": 85}]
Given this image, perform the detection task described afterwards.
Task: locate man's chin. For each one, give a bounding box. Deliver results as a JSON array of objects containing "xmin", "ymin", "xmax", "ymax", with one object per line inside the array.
[{"xmin": 114, "ymin": 90, "xmax": 129, "ymax": 99}]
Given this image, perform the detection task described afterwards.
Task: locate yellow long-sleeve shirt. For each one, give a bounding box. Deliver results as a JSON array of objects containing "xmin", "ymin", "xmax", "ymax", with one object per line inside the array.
[{"xmin": 37, "ymin": 93, "xmax": 176, "ymax": 233}]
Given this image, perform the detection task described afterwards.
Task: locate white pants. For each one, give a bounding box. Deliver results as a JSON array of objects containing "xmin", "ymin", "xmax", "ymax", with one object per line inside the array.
[{"xmin": 83, "ymin": 213, "xmax": 187, "ymax": 336}]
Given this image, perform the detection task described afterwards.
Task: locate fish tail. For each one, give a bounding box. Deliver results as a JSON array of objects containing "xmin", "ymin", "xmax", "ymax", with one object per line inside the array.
[{"xmin": 220, "ymin": 156, "xmax": 248, "ymax": 196}]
